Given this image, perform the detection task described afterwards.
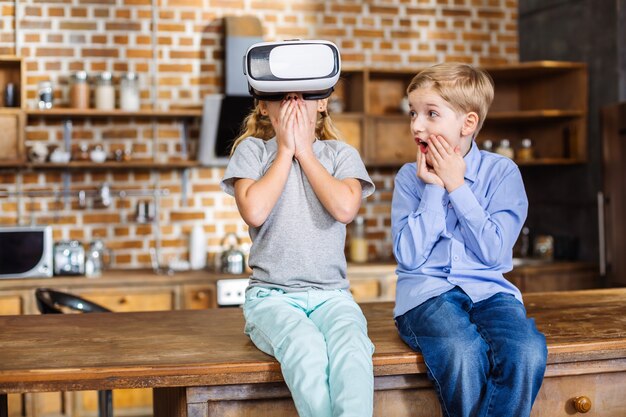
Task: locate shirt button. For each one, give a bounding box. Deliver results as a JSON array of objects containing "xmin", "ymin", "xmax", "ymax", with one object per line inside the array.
[{"xmin": 453, "ymin": 255, "xmax": 460, "ymax": 261}]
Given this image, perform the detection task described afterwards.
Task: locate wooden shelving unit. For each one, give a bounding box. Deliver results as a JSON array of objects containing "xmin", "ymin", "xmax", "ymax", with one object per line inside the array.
[
  {"xmin": 334, "ymin": 61, "xmax": 588, "ymax": 167},
  {"xmin": 26, "ymin": 108, "xmax": 202, "ymax": 118},
  {"xmin": 26, "ymin": 160, "xmax": 199, "ymax": 170}
]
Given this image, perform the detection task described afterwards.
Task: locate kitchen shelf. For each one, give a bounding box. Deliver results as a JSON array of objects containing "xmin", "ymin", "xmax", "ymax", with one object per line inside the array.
[
  {"xmin": 26, "ymin": 108, "xmax": 202, "ymax": 118},
  {"xmin": 26, "ymin": 160, "xmax": 199, "ymax": 170}
]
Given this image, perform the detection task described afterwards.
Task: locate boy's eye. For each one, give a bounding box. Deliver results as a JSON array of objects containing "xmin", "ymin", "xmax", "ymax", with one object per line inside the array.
[
  {"xmin": 408, "ymin": 110, "xmax": 416, "ymax": 118},
  {"xmin": 428, "ymin": 110, "xmax": 438, "ymax": 118}
]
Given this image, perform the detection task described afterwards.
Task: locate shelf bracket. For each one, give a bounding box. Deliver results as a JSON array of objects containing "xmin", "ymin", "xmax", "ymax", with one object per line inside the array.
[{"xmin": 181, "ymin": 119, "xmax": 189, "ymax": 160}]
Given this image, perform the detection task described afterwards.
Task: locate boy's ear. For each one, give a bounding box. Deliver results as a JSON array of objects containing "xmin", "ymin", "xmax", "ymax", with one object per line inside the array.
[{"xmin": 461, "ymin": 112, "xmax": 479, "ymax": 136}]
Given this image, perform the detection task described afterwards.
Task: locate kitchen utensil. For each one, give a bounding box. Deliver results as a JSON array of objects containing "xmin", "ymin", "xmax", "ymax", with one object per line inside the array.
[
  {"xmin": 85, "ymin": 239, "xmax": 110, "ymax": 278},
  {"xmin": 53, "ymin": 240, "xmax": 85, "ymax": 276},
  {"xmin": 135, "ymin": 200, "xmax": 155, "ymax": 223},
  {"xmin": 220, "ymin": 233, "xmax": 245, "ymax": 274}
]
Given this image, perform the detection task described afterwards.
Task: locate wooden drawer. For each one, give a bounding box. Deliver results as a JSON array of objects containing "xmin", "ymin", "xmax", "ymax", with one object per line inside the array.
[
  {"xmin": 183, "ymin": 285, "xmax": 216, "ymax": 309},
  {"xmin": 531, "ymin": 371, "xmax": 626, "ymax": 416},
  {"xmin": 78, "ymin": 289, "xmax": 174, "ymax": 312},
  {"xmin": 0, "ymin": 294, "xmax": 22, "ymax": 315},
  {"xmin": 349, "ymin": 278, "xmax": 381, "ymax": 302}
]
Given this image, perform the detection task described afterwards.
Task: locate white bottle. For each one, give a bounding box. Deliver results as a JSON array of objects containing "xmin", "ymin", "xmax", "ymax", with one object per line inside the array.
[{"xmin": 189, "ymin": 224, "xmax": 206, "ymax": 270}]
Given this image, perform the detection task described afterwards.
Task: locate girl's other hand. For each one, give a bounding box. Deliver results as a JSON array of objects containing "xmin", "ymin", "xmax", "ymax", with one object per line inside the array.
[
  {"xmin": 416, "ymin": 147, "xmax": 444, "ymax": 188},
  {"xmin": 273, "ymin": 98, "xmax": 296, "ymax": 157},
  {"xmin": 293, "ymin": 98, "xmax": 316, "ymax": 160}
]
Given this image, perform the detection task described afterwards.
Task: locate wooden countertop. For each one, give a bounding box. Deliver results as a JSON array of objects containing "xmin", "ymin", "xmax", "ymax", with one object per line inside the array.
[
  {"xmin": 0, "ymin": 260, "xmax": 595, "ymax": 290},
  {"xmin": 1, "ymin": 288, "xmax": 625, "ymax": 394}
]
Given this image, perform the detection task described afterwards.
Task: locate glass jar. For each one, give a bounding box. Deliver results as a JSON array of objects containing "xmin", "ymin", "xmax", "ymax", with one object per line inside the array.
[
  {"xmin": 495, "ymin": 138, "xmax": 514, "ymax": 159},
  {"xmin": 517, "ymin": 138, "xmax": 534, "ymax": 161},
  {"xmin": 95, "ymin": 72, "xmax": 115, "ymax": 110},
  {"xmin": 69, "ymin": 71, "xmax": 89, "ymax": 109},
  {"xmin": 37, "ymin": 81, "xmax": 53, "ymax": 109},
  {"xmin": 481, "ymin": 139, "xmax": 493, "ymax": 152},
  {"xmin": 350, "ymin": 216, "xmax": 368, "ymax": 263},
  {"xmin": 120, "ymin": 72, "xmax": 140, "ymax": 111}
]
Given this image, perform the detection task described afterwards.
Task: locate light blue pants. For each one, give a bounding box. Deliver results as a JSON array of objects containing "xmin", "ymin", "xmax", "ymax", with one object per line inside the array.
[{"xmin": 243, "ymin": 287, "xmax": 375, "ymax": 417}]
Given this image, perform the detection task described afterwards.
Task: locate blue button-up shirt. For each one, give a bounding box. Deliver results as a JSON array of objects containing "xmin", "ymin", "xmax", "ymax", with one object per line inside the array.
[{"xmin": 391, "ymin": 142, "xmax": 528, "ymax": 317}]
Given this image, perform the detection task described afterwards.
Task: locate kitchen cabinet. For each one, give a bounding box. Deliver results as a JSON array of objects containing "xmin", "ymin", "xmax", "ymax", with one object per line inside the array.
[
  {"xmin": 505, "ymin": 260, "xmax": 599, "ymax": 293},
  {"xmin": 333, "ymin": 62, "xmax": 588, "ymax": 167},
  {"xmin": 0, "ymin": 271, "xmax": 227, "ymax": 417}
]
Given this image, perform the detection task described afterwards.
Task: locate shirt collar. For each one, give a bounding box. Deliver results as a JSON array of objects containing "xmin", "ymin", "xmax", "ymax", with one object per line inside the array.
[
  {"xmin": 267, "ymin": 137, "xmax": 324, "ymax": 154},
  {"xmin": 463, "ymin": 141, "xmax": 480, "ymax": 182}
]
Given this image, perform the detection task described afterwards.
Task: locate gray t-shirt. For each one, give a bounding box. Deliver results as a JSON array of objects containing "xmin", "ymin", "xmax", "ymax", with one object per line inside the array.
[{"xmin": 221, "ymin": 137, "xmax": 375, "ymax": 291}]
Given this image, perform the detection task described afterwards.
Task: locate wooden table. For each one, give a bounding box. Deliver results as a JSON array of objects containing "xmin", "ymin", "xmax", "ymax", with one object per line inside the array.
[{"xmin": 1, "ymin": 288, "xmax": 626, "ymax": 417}]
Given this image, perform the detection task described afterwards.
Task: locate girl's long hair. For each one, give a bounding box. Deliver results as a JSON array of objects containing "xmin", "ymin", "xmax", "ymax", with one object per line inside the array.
[{"xmin": 230, "ymin": 101, "xmax": 341, "ymax": 155}]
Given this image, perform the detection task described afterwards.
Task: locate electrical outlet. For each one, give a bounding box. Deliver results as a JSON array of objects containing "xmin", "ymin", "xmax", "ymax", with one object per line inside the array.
[{"xmin": 216, "ymin": 278, "xmax": 249, "ymax": 306}]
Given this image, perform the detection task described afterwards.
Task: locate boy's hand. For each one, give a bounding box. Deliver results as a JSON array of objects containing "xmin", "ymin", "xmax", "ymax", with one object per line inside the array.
[
  {"xmin": 293, "ymin": 99, "xmax": 315, "ymax": 160},
  {"xmin": 417, "ymin": 148, "xmax": 444, "ymax": 188},
  {"xmin": 427, "ymin": 134, "xmax": 466, "ymax": 192},
  {"xmin": 272, "ymin": 99, "xmax": 296, "ymax": 158}
]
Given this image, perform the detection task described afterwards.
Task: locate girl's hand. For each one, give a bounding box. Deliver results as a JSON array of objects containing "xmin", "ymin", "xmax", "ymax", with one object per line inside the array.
[
  {"xmin": 427, "ymin": 134, "xmax": 466, "ymax": 192},
  {"xmin": 293, "ymin": 99, "xmax": 316, "ymax": 160},
  {"xmin": 272, "ymin": 99, "xmax": 296, "ymax": 157},
  {"xmin": 417, "ymin": 147, "xmax": 444, "ymax": 188}
]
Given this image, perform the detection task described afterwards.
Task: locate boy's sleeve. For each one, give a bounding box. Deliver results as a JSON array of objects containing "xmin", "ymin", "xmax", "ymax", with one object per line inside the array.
[
  {"xmin": 391, "ymin": 164, "xmax": 447, "ymax": 270},
  {"xmin": 220, "ymin": 138, "xmax": 264, "ymax": 197},
  {"xmin": 448, "ymin": 162, "xmax": 528, "ymax": 267},
  {"xmin": 333, "ymin": 143, "xmax": 375, "ymax": 198}
]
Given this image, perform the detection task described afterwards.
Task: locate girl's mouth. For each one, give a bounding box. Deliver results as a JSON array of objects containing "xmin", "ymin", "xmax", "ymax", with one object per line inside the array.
[{"xmin": 416, "ymin": 138, "xmax": 428, "ymax": 154}]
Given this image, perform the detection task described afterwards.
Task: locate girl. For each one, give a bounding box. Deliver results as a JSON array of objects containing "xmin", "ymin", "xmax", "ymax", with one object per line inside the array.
[{"xmin": 220, "ymin": 92, "xmax": 375, "ymax": 417}]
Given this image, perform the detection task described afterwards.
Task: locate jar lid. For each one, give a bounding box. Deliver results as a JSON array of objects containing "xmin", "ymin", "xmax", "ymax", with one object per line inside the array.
[
  {"xmin": 71, "ymin": 71, "xmax": 88, "ymax": 81},
  {"xmin": 98, "ymin": 72, "xmax": 112, "ymax": 81},
  {"xmin": 122, "ymin": 72, "xmax": 138, "ymax": 80}
]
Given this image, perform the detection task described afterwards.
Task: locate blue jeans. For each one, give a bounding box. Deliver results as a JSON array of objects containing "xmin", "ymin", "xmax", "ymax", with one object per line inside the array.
[
  {"xmin": 395, "ymin": 287, "xmax": 547, "ymax": 417},
  {"xmin": 243, "ymin": 287, "xmax": 374, "ymax": 417}
]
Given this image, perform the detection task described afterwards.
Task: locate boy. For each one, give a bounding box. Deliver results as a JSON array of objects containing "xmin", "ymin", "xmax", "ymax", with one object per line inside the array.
[{"xmin": 391, "ymin": 62, "xmax": 547, "ymax": 417}]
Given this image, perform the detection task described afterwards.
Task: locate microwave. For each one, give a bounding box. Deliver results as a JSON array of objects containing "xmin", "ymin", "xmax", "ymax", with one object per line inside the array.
[{"xmin": 0, "ymin": 226, "xmax": 53, "ymax": 279}]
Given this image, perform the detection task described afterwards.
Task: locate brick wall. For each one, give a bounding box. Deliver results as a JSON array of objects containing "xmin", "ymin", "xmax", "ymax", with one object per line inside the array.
[{"xmin": 0, "ymin": 0, "xmax": 518, "ymax": 270}]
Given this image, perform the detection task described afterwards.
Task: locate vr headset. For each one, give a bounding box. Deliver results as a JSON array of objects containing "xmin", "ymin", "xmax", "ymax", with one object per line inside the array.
[{"xmin": 243, "ymin": 39, "xmax": 341, "ymax": 101}]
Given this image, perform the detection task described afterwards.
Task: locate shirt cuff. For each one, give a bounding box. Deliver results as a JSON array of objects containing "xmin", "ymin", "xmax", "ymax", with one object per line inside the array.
[
  {"xmin": 418, "ymin": 184, "xmax": 447, "ymax": 214},
  {"xmin": 448, "ymin": 183, "xmax": 482, "ymax": 218}
]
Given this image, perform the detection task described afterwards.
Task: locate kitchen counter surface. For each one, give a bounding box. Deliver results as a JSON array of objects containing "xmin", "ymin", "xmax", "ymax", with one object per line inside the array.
[{"xmin": 1, "ymin": 287, "xmax": 625, "ymax": 391}]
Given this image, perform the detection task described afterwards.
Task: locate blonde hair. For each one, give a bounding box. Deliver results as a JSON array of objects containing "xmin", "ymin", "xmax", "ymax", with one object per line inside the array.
[
  {"xmin": 407, "ymin": 62, "xmax": 494, "ymax": 137},
  {"xmin": 230, "ymin": 101, "xmax": 342, "ymax": 154}
]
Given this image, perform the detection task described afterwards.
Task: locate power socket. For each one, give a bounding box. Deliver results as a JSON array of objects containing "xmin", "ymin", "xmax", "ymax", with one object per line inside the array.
[{"xmin": 216, "ymin": 278, "xmax": 249, "ymax": 306}]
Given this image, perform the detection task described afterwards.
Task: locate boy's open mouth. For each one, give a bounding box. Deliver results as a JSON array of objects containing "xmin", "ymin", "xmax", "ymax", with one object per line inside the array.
[{"xmin": 416, "ymin": 138, "xmax": 428, "ymax": 154}]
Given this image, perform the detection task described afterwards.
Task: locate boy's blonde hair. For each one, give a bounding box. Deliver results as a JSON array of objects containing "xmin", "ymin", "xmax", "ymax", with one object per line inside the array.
[
  {"xmin": 230, "ymin": 101, "xmax": 341, "ymax": 154},
  {"xmin": 407, "ymin": 62, "xmax": 494, "ymax": 138}
]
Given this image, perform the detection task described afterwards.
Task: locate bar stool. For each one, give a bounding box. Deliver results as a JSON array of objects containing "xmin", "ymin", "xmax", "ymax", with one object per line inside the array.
[{"xmin": 35, "ymin": 288, "xmax": 113, "ymax": 417}]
